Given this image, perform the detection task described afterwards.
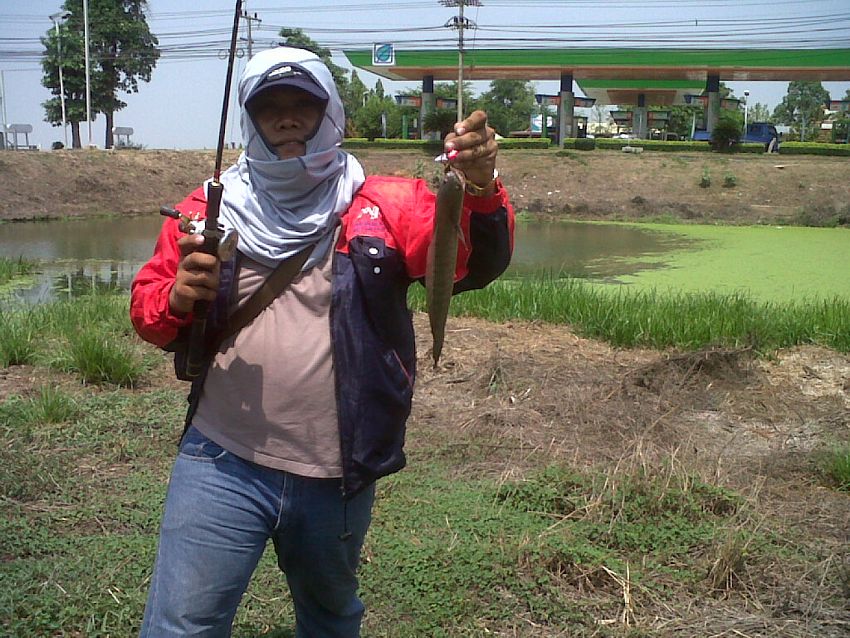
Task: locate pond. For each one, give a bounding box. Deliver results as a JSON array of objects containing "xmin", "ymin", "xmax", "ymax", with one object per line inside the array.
[{"xmin": 0, "ymin": 216, "xmax": 692, "ymax": 303}]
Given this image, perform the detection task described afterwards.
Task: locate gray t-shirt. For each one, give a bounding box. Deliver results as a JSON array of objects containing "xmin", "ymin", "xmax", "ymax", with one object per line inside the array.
[{"xmin": 192, "ymin": 247, "xmax": 342, "ymax": 478}]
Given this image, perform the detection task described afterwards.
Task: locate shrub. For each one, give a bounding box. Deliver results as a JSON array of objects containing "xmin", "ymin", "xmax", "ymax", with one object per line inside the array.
[
  {"xmin": 710, "ymin": 117, "xmax": 742, "ymax": 152},
  {"xmin": 778, "ymin": 142, "xmax": 850, "ymax": 157},
  {"xmin": 574, "ymin": 137, "xmax": 596, "ymax": 151},
  {"xmin": 595, "ymin": 138, "xmax": 711, "ymax": 152}
]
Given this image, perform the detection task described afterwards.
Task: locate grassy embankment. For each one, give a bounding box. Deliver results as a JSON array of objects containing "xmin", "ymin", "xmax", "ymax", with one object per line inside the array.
[{"xmin": 2, "ymin": 260, "xmax": 848, "ymax": 636}]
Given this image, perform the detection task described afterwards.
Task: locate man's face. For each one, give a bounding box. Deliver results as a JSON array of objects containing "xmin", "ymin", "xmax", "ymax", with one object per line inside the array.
[{"xmin": 248, "ymin": 86, "xmax": 326, "ymax": 159}]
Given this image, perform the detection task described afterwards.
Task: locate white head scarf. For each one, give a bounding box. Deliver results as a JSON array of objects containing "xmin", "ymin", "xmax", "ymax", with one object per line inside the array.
[{"xmin": 216, "ymin": 47, "xmax": 365, "ymax": 269}]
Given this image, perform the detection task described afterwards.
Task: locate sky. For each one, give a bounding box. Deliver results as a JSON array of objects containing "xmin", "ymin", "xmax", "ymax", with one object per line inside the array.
[{"xmin": 1, "ymin": 0, "xmax": 849, "ymax": 150}]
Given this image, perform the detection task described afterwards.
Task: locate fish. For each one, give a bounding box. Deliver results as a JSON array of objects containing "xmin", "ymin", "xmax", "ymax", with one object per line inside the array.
[{"xmin": 426, "ymin": 168, "xmax": 466, "ymax": 367}]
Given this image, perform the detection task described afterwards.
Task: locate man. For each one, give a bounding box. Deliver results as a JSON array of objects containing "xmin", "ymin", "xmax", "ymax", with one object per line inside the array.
[{"xmin": 131, "ymin": 46, "xmax": 513, "ymax": 637}]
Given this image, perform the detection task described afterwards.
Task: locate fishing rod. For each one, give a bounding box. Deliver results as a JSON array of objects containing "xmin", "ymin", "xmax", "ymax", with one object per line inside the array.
[{"xmin": 161, "ymin": 0, "xmax": 243, "ymax": 379}]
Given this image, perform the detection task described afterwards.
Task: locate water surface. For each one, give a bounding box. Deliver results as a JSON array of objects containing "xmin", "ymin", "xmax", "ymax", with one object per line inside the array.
[{"xmin": 0, "ymin": 216, "xmax": 690, "ymax": 303}]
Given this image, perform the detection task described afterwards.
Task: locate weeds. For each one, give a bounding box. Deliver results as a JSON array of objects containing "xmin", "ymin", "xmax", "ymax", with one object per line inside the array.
[
  {"xmin": 723, "ymin": 172, "xmax": 737, "ymax": 188},
  {"xmin": 700, "ymin": 166, "xmax": 711, "ymax": 188}
]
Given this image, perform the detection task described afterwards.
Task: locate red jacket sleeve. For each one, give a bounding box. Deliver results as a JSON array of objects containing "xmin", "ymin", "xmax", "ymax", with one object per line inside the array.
[
  {"xmin": 129, "ymin": 187, "xmax": 206, "ymax": 348},
  {"xmin": 348, "ymin": 175, "xmax": 514, "ymax": 284}
]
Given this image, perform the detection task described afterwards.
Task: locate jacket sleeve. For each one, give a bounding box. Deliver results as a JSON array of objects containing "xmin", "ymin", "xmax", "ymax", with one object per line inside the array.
[
  {"xmin": 129, "ymin": 188, "xmax": 207, "ymax": 348},
  {"xmin": 402, "ymin": 177, "xmax": 515, "ymax": 291}
]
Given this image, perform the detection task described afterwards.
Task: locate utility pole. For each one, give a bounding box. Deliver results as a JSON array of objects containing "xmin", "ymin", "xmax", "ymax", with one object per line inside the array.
[
  {"xmin": 83, "ymin": 0, "xmax": 93, "ymax": 147},
  {"xmin": 240, "ymin": 2, "xmax": 262, "ymax": 59},
  {"xmin": 0, "ymin": 70, "xmax": 7, "ymax": 150},
  {"xmin": 50, "ymin": 11, "xmax": 71, "ymax": 148},
  {"xmin": 440, "ymin": 0, "xmax": 481, "ymax": 122}
]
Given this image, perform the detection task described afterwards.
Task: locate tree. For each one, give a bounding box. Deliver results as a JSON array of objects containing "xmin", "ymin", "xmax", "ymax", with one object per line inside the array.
[
  {"xmin": 476, "ymin": 80, "xmax": 536, "ymax": 137},
  {"xmin": 354, "ymin": 95, "xmax": 401, "ymax": 140},
  {"xmin": 41, "ymin": 21, "xmax": 88, "ymax": 148},
  {"xmin": 747, "ymin": 102, "xmax": 771, "ymax": 124},
  {"xmin": 590, "ymin": 104, "xmax": 610, "ymax": 128},
  {"xmin": 340, "ymin": 70, "xmax": 369, "ymax": 135},
  {"xmin": 278, "ymin": 28, "xmax": 348, "ymax": 93},
  {"xmin": 772, "ymin": 81, "xmax": 830, "ymax": 142},
  {"xmin": 41, "ymin": 0, "xmax": 159, "ymax": 149},
  {"xmin": 423, "ymin": 109, "xmax": 457, "ymax": 139}
]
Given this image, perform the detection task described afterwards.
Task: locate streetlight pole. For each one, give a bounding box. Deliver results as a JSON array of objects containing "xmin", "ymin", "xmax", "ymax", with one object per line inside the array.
[
  {"xmin": 49, "ymin": 11, "xmax": 71, "ymax": 148},
  {"xmin": 82, "ymin": 0, "xmax": 93, "ymax": 148},
  {"xmin": 440, "ymin": 0, "xmax": 481, "ymax": 122},
  {"xmin": 743, "ymin": 89, "xmax": 749, "ymax": 132}
]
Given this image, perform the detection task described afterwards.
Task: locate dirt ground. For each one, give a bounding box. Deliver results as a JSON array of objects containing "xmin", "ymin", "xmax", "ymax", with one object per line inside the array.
[
  {"xmin": 1, "ymin": 147, "xmax": 849, "ymax": 225},
  {"xmin": 1, "ymin": 148, "xmax": 848, "ymax": 633}
]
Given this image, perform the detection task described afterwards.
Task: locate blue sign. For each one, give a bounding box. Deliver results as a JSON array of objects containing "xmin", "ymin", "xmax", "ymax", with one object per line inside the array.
[{"xmin": 372, "ymin": 43, "xmax": 395, "ymax": 66}]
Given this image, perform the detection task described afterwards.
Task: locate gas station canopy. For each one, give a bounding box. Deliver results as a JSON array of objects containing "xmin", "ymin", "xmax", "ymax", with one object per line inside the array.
[{"xmin": 344, "ymin": 47, "xmax": 850, "ymax": 106}]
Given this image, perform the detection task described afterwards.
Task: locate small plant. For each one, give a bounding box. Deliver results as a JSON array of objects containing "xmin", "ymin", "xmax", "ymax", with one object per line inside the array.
[
  {"xmin": 817, "ymin": 444, "xmax": 850, "ymax": 491},
  {"xmin": 700, "ymin": 166, "xmax": 711, "ymax": 188},
  {"xmin": 723, "ymin": 173, "xmax": 737, "ymax": 188},
  {"xmin": 412, "ymin": 158, "xmax": 426, "ymax": 180}
]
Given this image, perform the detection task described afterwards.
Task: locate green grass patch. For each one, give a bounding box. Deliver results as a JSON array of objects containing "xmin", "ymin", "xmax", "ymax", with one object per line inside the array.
[
  {"xmin": 0, "ymin": 292, "xmax": 150, "ymax": 386},
  {"xmin": 0, "ymin": 385, "xmax": 78, "ymax": 428},
  {"xmin": 815, "ymin": 444, "xmax": 850, "ymax": 491},
  {"xmin": 411, "ymin": 277, "xmax": 850, "ymax": 351}
]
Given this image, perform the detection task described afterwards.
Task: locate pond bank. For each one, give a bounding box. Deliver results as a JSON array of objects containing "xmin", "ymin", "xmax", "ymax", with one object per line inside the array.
[{"xmin": 1, "ymin": 148, "xmax": 849, "ymax": 225}]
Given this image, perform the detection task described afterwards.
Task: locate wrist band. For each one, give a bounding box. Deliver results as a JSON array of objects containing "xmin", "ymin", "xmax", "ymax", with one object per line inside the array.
[{"xmin": 465, "ymin": 169, "xmax": 499, "ymax": 196}]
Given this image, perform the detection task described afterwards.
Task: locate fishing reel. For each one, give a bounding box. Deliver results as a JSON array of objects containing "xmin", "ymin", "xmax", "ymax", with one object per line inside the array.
[{"xmin": 160, "ymin": 206, "xmax": 239, "ymax": 262}]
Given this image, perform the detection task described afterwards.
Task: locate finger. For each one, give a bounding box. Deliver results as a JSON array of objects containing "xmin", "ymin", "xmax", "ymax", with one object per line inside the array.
[
  {"xmin": 450, "ymin": 134, "xmax": 497, "ymax": 167},
  {"xmin": 453, "ymin": 110, "xmax": 487, "ymax": 137},
  {"xmin": 180, "ymin": 250, "xmax": 220, "ymax": 274},
  {"xmin": 447, "ymin": 124, "xmax": 493, "ymax": 157},
  {"xmin": 176, "ymin": 232, "xmax": 207, "ymax": 256}
]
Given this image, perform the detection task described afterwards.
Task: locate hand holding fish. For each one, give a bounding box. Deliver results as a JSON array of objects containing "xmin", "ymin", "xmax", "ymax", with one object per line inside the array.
[{"xmin": 443, "ymin": 110, "xmax": 498, "ymax": 197}]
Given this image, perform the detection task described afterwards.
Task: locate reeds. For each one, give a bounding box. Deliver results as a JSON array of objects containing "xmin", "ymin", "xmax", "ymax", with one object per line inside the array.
[
  {"xmin": 411, "ymin": 275, "xmax": 850, "ymax": 352},
  {"xmin": 0, "ymin": 256, "xmax": 36, "ymax": 287}
]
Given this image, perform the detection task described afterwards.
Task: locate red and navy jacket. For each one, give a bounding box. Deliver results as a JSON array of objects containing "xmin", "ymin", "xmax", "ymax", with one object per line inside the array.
[{"xmin": 131, "ymin": 174, "xmax": 514, "ymax": 497}]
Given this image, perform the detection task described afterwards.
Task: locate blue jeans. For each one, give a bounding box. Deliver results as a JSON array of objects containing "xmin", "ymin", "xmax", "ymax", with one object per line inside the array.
[{"xmin": 140, "ymin": 426, "xmax": 375, "ymax": 638}]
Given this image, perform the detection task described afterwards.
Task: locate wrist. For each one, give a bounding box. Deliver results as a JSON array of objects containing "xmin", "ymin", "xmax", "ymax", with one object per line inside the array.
[{"xmin": 464, "ymin": 168, "xmax": 498, "ymax": 197}]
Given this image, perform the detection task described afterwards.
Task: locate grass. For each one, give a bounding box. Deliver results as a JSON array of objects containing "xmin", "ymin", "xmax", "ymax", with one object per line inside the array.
[
  {"xmin": 0, "ymin": 256, "xmax": 37, "ymax": 287},
  {"xmin": 0, "ymin": 387, "xmax": 773, "ymax": 637},
  {"xmin": 411, "ymin": 276, "xmax": 850, "ymax": 352},
  {"xmin": 1, "ymin": 281, "xmax": 846, "ymax": 635},
  {"xmin": 816, "ymin": 444, "xmax": 850, "ymax": 491},
  {"xmin": 0, "ymin": 292, "xmax": 149, "ymax": 386},
  {"xmin": 0, "ymin": 385, "xmax": 78, "ymax": 428}
]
